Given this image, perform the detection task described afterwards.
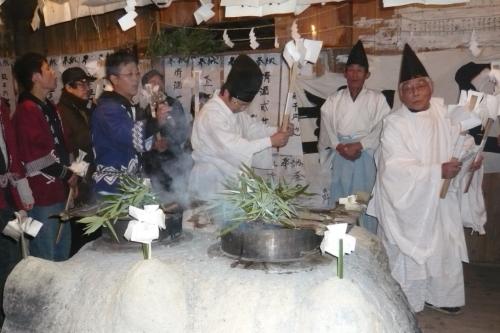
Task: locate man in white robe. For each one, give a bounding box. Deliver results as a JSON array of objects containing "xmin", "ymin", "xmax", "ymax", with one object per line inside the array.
[
  {"xmin": 318, "ymin": 40, "xmax": 391, "ymax": 233},
  {"xmin": 189, "ymin": 55, "xmax": 291, "ymax": 200},
  {"xmin": 367, "ymin": 44, "xmax": 486, "ymax": 314}
]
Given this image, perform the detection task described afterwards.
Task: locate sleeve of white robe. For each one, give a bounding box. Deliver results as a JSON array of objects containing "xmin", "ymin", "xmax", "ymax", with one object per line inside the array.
[
  {"xmin": 238, "ymin": 112, "xmax": 277, "ymax": 140},
  {"xmin": 317, "ymin": 95, "xmax": 340, "ymax": 170},
  {"xmin": 360, "ymin": 94, "xmax": 391, "ymax": 150},
  {"xmin": 238, "ymin": 112, "xmax": 276, "ymax": 169},
  {"xmin": 199, "ymin": 110, "xmax": 272, "ymax": 170},
  {"xmin": 372, "ymin": 116, "xmax": 443, "ymax": 265},
  {"xmin": 318, "ymin": 96, "xmax": 340, "ymax": 151}
]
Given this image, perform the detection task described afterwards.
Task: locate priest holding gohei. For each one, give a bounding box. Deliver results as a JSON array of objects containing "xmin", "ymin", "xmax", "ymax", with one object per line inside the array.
[{"xmin": 367, "ymin": 44, "xmax": 488, "ymax": 315}]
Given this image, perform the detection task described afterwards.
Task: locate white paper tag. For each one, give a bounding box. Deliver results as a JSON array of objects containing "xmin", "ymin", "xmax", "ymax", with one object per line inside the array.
[
  {"xmin": 128, "ymin": 205, "xmax": 166, "ymax": 229},
  {"xmin": 124, "ymin": 220, "xmax": 159, "ymax": 244},
  {"xmin": 303, "ymin": 39, "xmax": 323, "ymax": 64},
  {"xmin": 118, "ymin": 11, "xmax": 138, "ymax": 31},
  {"xmin": 320, "ymin": 223, "xmax": 356, "ymax": 257},
  {"xmin": 2, "ymin": 212, "xmax": 43, "ymax": 241}
]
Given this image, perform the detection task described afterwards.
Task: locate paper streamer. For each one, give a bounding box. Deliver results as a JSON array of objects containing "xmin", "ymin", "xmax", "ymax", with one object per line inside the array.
[
  {"xmin": 194, "ymin": 1, "xmax": 215, "ymax": 25},
  {"xmin": 223, "ymin": 29, "xmax": 235, "ymax": 48},
  {"xmin": 291, "ymin": 20, "xmax": 301, "ymax": 41},
  {"xmin": 249, "ymin": 28, "xmax": 259, "ymax": 50}
]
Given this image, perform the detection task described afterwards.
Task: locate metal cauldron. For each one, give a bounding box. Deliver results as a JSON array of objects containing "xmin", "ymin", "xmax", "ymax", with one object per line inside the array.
[{"xmin": 220, "ymin": 222, "xmax": 322, "ymax": 262}]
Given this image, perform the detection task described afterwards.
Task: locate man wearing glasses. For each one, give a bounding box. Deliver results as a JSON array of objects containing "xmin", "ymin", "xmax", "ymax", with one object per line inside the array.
[
  {"xmin": 189, "ymin": 54, "xmax": 292, "ymax": 200},
  {"xmin": 367, "ymin": 44, "xmax": 485, "ymax": 315},
  {"xmin": 91, "ymin": 50, "xmax": 169, "ymax": 193}
]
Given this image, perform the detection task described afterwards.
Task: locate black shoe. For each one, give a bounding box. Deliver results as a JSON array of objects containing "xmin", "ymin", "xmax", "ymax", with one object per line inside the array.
[{"xmin": 424, "ymin": 302, "xmax": 463, "ymax": 315}]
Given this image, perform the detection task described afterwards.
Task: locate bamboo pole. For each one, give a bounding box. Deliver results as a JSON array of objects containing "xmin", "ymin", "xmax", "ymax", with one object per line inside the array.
[
  {"xmin": 440, "ymin": 158, "xmax": 456, "ymax": 199},
  {"xmin": 280, "ymin": 62, "xmax": 299, "ymax": 131},
  {"xmin": 464, "ymin": 118, "xmax": 494, "ymax": 193},
  {"xmin": 337, "ymin": 238, "xmax": 344, "ymax": 279}
]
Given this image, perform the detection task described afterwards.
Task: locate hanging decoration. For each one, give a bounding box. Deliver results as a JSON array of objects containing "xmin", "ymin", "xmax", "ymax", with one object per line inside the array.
[
  {"xmin": 193, "ymin": 0, "xmax": 215, "ymax": 25},
  {"xmin": 249, "ymin": 27, "xmax": 259, "ymax": 50},
  {"xmin": 118, "ymin": 0, "xmax": 138, "ymax": 31},
  {"xmin": 274, "ymin": 37, "xmax": 279, "ymax": 49},
  {"xmin": 223, "ymin": 29, "xmax": 235, "ymax": 48},
  {"xmin": 31, "ymin": 3, "xmax": 42, "ymax": 31},
  {"xmin": 291, "ymin": 19, "xmax": 301, "ymax": 41}
]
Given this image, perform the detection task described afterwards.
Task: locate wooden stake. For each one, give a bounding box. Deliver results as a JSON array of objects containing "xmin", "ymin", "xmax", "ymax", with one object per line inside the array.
[{"xmin": 56, "ymin": 187, "xmax": 74, "ymax": 245}]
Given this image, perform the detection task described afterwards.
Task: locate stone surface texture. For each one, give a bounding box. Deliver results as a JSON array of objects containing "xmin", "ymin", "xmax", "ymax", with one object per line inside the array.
[{"xmin": 2, "ymin": 227, "xmax": 420, "ymax": 333}]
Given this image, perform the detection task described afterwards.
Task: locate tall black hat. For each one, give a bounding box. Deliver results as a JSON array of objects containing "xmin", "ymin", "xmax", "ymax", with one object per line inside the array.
[
  {"xmin": 399, "ymin": 44, "xmax": 429, "ymax": 84},
  {"xmin": 455, "ymin": 62, "xmax": 491, "ymax": 91},
  {"xmin": 225, "ymin": 54, "xmax": 263, "ymax": 102},
  {"xmin": 346, "ymin": 40, "xmax": 369, "ymax": 70}
]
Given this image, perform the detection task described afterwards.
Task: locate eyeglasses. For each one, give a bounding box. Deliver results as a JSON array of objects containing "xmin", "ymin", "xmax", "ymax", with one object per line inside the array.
[
  {"xmin": 400, "ymin": 78, "xmax": 430, "ymax": 95},
  {"xmin": 117, "ymin": 72, "xmax": 141, "ymax": 79},
  {"xmin": 231, "ymin": 97, "xmax": 250, "ymax": 110}
]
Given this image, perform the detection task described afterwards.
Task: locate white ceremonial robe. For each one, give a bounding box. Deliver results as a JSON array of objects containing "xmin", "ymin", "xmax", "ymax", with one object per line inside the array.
[
  {"xmin": 318, "ymin": 87, "xmax": 391, "ymax": 233},
  {"xmin": 367, "ymin": 98, "xmax": 487, "ymax": 312},
  {"xmin": 189, "ymin": 93, "xmax": 276, "ymax": 200}
]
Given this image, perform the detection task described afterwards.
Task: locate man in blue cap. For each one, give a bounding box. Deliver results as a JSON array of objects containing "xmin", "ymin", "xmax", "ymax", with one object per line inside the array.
[{"xmin": 318, "ymin": 40, "xmax": 391, "ymax": 234}]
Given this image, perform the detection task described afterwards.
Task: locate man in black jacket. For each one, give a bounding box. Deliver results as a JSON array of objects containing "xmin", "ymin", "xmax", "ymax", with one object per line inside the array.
[{"xmin": 57, "ymin": 67, "xmax": 97, "ymax": 254}]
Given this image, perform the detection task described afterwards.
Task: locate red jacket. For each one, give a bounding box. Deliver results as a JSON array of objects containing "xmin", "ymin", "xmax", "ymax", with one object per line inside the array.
[
  {"xmin": 0, "ymin": 98, "xmax": 30, "ymax": 210},
  {"xmin": 14, "ymin": 94, "xmax": 69, "ymax": 206}
]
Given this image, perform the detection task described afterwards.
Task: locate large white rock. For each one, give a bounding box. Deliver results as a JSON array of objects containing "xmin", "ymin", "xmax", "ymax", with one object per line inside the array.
[{"xmin": 2, "ymin": 227, "xmax": 420, "ymax": 332}]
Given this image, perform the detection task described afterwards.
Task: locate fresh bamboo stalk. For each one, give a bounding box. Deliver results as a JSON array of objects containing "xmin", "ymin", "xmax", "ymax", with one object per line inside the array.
[
  {"xmin": 338, "ymin": 238, "xmax": 344, "ymax": 279},
  {"xmin": 20, "ymin": 234, "xmax": 28, "ymax": 259},
  {"xmin": 142, "ymin": 243, "xmax": 151, "ymax": 260}
]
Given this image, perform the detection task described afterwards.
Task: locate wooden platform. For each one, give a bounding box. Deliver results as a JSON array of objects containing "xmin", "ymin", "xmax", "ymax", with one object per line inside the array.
[{"xmin": 417, "ymin": 263, "xmax": 500, "ymax": 333}]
